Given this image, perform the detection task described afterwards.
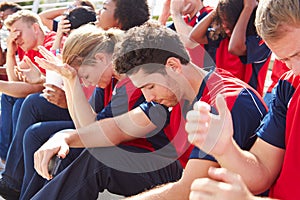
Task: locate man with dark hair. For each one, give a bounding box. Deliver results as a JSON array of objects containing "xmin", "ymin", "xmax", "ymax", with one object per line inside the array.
[{"xmin": 114, "ymin": 22, "xmax": 268, "ymax": 200}]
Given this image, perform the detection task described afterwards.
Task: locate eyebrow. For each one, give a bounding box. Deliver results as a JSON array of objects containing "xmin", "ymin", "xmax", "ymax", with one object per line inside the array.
[{"xmin": 278, "ymin": 51, "xmax": 300, "ymax": 62}]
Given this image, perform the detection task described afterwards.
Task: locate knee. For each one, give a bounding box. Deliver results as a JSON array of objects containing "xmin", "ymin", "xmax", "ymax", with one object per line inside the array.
[{"xmin": 22, "ymin": 93, "xmax": 43, "ymax": 112}]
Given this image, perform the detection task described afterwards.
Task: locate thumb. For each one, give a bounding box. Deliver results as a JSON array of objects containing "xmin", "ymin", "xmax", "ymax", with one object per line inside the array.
[{"xmin": 214, "ymin": 94, "xmax": 230, "ymax": 120}]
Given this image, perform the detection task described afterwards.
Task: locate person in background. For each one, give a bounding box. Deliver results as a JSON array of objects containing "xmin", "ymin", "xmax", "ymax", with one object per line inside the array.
[
  {"xmin": 0, "ymin": 10, "xmax": 55, "ymax": 170},
  {"xmin": 0, "ymin": 0, "xmax": 151, "ymax": 199},
  {"xmin": 159, "ymin": 0, "xmax": 214, "ymax": 68},
  {"xmin": 190, "ymin": 0, "xmax": 271, "ymax": 96},
  {"xmin": 39, "ymin": 0, "xmax": 95, "ymax": 32},
  {"xmin": 186, "ymin": 0, "xmax": 300, "ymax": 199},
  {"xmin": 0, "ymin": 2, "xmax": 22, "ymax": 66}
]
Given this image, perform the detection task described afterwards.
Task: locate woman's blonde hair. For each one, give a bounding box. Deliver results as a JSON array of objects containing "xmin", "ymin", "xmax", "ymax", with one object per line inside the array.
[
  {"xmin": 256, "ymin": 0, "xmax": 300, "ymax": 42},
  {"xmin": 62, "ymin": 24, "xmax": 123, "ymax": 68}
]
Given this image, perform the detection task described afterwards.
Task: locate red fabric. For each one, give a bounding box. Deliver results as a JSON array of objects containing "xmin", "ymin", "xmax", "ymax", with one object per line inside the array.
[
  {"xmin": 24, "ymin": 32, "xmax": 57, "ymax": 75},
  {"xmin": 267, "ymin": 59, "xmax": 290, "ymax": 93},
  {"xmin": 215, "ymin": 37, "xmax": 247, "ymax": 81},
  {"xmin": 269, "ymin": 73, "xmax": 300, "ymax": 200}
]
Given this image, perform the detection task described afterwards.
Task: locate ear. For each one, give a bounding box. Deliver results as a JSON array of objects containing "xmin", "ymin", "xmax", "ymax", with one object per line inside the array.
[
  {"xmin": 165, "ymin": 57, "xmax": 182, "ymax": 73},
  {"xmin": 32, "ymin": 23, "xmax": 40, "ymax": 34},
  {"xmin": 95, "ymin": 52, "xmax": 109, "ymax": 64}
]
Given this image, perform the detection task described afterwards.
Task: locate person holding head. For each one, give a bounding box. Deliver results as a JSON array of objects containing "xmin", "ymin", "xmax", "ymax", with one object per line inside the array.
[
  {"xmin": 0, "ymin": 0, "xmax": 150, "ymax": 198},
  {"xmin": 159, "ymin": 0, "xmax": 213, "ymax": 68},
  {"xmin": 0, "ymin": 10, "xmax": 57, "ymax": 167},
  {"xmin": 190, "ymin": 0, "xmax": 271, "ymax": 96},
  {"xmin": 38, "ymin": 0, "xmax": 95, "ymax": 32},
  {"xmin": 186, "ymin": 0, "xmax": 300, "ymax": 199},
  {"xmin": 0, "ymin": 1, "xmax": 22, "ymax": 65},
  {"xmin": 20, "ymin": 24, "xmax": 184, "ymax": 199},
  {"xmin": 27, "ymin": 21, "xmax": 267, "ymax": 200}
]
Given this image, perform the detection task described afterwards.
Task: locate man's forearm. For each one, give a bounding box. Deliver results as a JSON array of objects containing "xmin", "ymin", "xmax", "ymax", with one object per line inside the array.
[
  {"xmin": 5, "ymin": 53, "xmax": 18, "ymax": 81},
  {"xmin": 0, "ymin": 80, "xmax": 44, "ymax": 98}
]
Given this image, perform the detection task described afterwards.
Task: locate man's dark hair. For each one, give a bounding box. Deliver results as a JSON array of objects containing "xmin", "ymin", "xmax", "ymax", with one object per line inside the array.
[
  {"xmin": 114, "ymin": 0, "xmax": 150, "ymax": 31},
  {"xmin": 114, "ymin": 21, "xmax": 190, "ymax": 75},
  {"xmin": 0, "ymin": 2, "xmax": 22, "ymax": 12}
]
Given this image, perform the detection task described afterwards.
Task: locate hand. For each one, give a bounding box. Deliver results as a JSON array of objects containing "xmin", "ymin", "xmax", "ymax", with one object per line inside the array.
[
  {"xmin": 35, "ymin": 46, "xmax": 77, "ymax": 80},
  {"xmin": 190, "ymin": 167, "xmax": 255, "ymax": 200},
  {"xmin": 43, "ymin": 84, "xmax": 68, "ymax": 108},
  {"xmin": 170, "ymin": 0, "xmax": 192, "ymax": 16},
  {"xmin": 185, "ymin": 94, "xmax": 234, "ymax": 157},
  {"xmin": 57, "ymin": 15, "xmax": 71, "ymax": 37},
  {"xmin": 6, "ymin": 29, "xmax": 20, "ymax": 54},
  {"xmin": 34, "ymin": 130, "xmax": 72, "ymax": 180},
  {"xmin": 15, "ymin": 56, "xmax": 44, "ymax": 84},
  {"xmin": 158, "ymin": 0, "xmax": 171, "ymax": 25}
]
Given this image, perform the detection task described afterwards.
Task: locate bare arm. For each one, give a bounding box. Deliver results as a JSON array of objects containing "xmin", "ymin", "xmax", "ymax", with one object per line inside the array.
[
  {"xmin": 6, "ymin": 30, "xmax": 19, "ymax": 81},
  {"xmin": 228, "ymin": 0, "xmax": 257, "ymax": 56},
  {"xmin": 158, "ymin": 0, "xmax": 171, "ymax": 25},
  {"xmin": 189, "ymin": 10, "xmax": 215, "ymax": 45},
  {"xmin": 39, "ymin": 7, "xmax": 68, "ymax": 31},
  {"xmin": 34, "ymin": 106, "xmax": 157, "ymax": 180},
  {"xmin": 170, "ymin": 0, "xmax": 198, "ymax": 48},
  {"xmin": 35, "ymin": 51, "xmax": 96, "ymax": 128},
  {"xmin": 0, "ymin": 80, "xmax": 43, "ymax": 97},
  {"xmin": 126, "ymin": 159, "xmax": 219, "ymax": 200},
  {"xmin": 186, "ymin": 95, "xmax": 285, "ymax": 194}
]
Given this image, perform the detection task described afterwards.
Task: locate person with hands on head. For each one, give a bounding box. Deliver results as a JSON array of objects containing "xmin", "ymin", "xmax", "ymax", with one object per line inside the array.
[
  {"xmin": 0, "ymin": 2, "xmax": 22, "ymax": 66},
  {"xmin": 186, "ymin": 0, "xmax": 300, "ymax": 199},
  {"xmin": 190, "ymin": 0, "xmax": 271, "ymax": 96},
  {"xmin": 38, "ymin": 0, "xmax": 95, "ymax": 32},
  {"xmin": 21, "ymin": 24, "xmax": 186, "ymax": 200},
  {"xmin": 0, "ymin": 9, "xmax": 55, "ymax": 172},
  {"xmin": 164, "ymin": 0, "xmax": 213, "ymax": 68},
  {"xmin": 0, "ymin": 1, "xmax": 150, "ymax": 199}
]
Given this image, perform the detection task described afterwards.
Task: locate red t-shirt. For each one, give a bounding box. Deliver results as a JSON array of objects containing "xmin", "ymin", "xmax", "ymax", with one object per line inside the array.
[{"xmin": 18, "ymin": 31, "xmax": 57, "ymax": 75}]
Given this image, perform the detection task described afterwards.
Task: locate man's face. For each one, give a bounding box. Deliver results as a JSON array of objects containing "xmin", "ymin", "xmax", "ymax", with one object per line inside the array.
[
  {"xmin": 267, "ymin": 26, "xmax": 300, "ymax": 76},
  {"xmin": 10, "ymin": 19, "xmax": 38, "ymax": 51},
  {"xmin": 129, "ymin": 68, "xmax": 181, "ymax": 107}
]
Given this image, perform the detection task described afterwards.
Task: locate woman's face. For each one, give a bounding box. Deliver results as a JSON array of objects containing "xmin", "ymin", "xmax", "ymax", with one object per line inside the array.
[
  {"xmin": 77, "ymin": 54, "xmax": 114, "ymax": 88},
  {"xmin": 95, "ymin": 0, "xmax": 119, "ymax": 30}
]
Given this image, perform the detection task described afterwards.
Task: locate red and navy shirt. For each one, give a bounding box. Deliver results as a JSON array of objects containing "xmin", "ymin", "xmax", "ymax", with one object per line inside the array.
[
  {"xmin": 214, "ymin": 36, "xmax": 271, "ymax": 96},
  {"xmin": 257, "ymin": 71, "xmax": 300, "ymax": 199},
  {"xmin": 190, "ymin": 68, "xmax": 268, "ymax": 161}
]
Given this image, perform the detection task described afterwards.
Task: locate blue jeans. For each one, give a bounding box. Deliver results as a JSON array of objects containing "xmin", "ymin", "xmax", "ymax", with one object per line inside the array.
[
  {"xmin": 2, "ymin": 93, "xmax": 72, "ymax": 190},
  {"xmin": 0, "ymin": 94, "xmax": 25, "ymax": 160},
  {"xmin": 21, "ymin": 121, "xmax": 80, "ymax": 197},
  {"xmin": 22, "ymin": 147, "xmax": 183, "ymax": 200}
]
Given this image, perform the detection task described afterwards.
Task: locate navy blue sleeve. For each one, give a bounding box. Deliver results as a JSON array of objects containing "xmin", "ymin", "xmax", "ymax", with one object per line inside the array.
[
  {"xmin": 257, "ymin": 79, "xmax": 294, "ymax": 149},
  {"xmin": 89, "ymin": 87, "xmax": 105, "ymax": 114},
  {"xmin": 190, "ymin": 89, "xmax": 268, "ymax": 161},
  {"xmin": 96, "ymin": 85, "xmax": 144, "ymax": 120},
  {"xmin": 240, "ymin": 35, "xmax": 271, "ymax": 64},
  {"xmin": 139, "ymin": 102, "xmax": 170, "ymax": 129}
]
